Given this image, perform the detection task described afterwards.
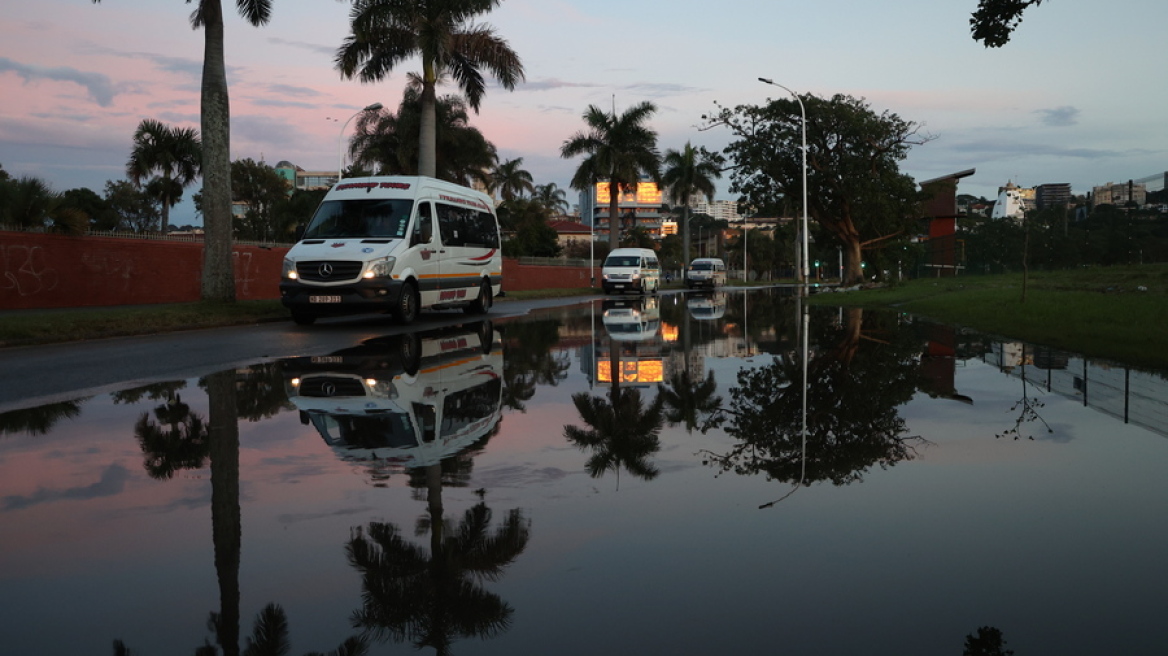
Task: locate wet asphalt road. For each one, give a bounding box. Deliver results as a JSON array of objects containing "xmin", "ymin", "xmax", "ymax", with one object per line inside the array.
[{"xmin": 0, "ymin": 296, "xmax": 597, "ymax": 412}]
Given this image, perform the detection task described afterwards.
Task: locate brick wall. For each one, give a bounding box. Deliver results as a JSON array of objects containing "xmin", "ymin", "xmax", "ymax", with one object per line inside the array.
[
  {"xmin": 1, "ymin": 231, "xmax": 596, "ymax": 309},
  {"xmin": 1, "ymin": 231, "xmax": 286, "ymax": 310}
]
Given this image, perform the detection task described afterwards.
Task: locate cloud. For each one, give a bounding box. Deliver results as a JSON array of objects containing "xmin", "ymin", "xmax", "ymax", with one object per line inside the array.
[
  {"xmin": 2, "ymin": 463, "xmax": 129, "ymax": 511},
  {"xmin": 267, "ymin": 36, "xmax": 336, "ymax": 57},
  {"xmin": 0, "ymin": 56, "xmax": 117, "ymax": 106},
  {"xmin": 942, "ymin": 138, "xmax": 1135, "ymax": 160},
  {"xmin": 1035, "ymin": 105, "xmax": 1080, "ymax": 127}
]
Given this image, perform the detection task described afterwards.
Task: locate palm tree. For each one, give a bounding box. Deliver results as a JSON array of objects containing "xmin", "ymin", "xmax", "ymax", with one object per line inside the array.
[
  {"xmin": 488, "ymin": 157, "xmax": 533, "ymax": 203},
  {"xmin": 561, "ymin": 102, "xmax": 661, "ymax": 251},
  {"xmin": 661, "ymin": 143, "xmax": 721, "ymax": 280},
  {"xmin": 350, "ymin": 86, "xmax": 496, "ymax": 187},
  {"xmin": 94, "ymin": 0, "xmax": 273, "ymax": 302},
  {"xmin": 532, "ymin": 182, "xmax": 569, "ymax": 215},
  {"xmin": 126, "ymin": 118, "xmax": 202, "ymax": 235},
  {"xmin": 336, "ymin": 0, "xmax": 525, "ymax": 178}
]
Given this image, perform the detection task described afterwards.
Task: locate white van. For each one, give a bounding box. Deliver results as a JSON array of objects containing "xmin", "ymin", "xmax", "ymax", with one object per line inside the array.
[
  {"xmin": 280, "ymin": 176, "xmax": 501, "ymax": 325},
  {"xmin": 601, "ymin": 247, "xmax": 660, "ymax": 295},
  {"xmin": 686, "ymin": 258, "xmax": 726, "ymax": 289}
]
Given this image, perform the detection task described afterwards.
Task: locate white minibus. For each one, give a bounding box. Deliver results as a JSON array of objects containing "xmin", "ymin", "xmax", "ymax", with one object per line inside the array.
[
  {"xmin": 686, "ymin": 258, "xmax": 727, "ymax": 289},
  {"xmin": 601, "ymin": 247, "xmax": 660, "ymax": 295},
  {"xmin": 280, "ymin": 176, "xmax": 501, "ymax": 325}
]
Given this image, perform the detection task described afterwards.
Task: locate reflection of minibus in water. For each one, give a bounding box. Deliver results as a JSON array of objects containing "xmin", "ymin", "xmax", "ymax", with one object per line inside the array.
[
  {"xmin": 280, "ymin": 176, "xmax": 501, "ymax": 326},
  {"xmin": 284, "ymin": 322, "xmax": 501, "ymax": 468},
  {"xmin": 602, "ymin": 297, "xmax": 661, "ymax": 341},
  {"xmin": 687, "ymin": 292, "xmax": 727, "ymax": 321}
]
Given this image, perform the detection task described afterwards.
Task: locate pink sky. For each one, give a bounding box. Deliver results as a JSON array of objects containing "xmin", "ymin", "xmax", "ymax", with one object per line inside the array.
[{"xmin": 4, "ymin": 0, "xmax": 1167, "ymax": 226}]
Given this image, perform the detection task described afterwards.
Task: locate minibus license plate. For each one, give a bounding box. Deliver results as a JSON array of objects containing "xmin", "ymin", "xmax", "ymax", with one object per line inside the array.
[{"xmin": 309, "ymin": 295, "xmax": 341, "ymax": 303}]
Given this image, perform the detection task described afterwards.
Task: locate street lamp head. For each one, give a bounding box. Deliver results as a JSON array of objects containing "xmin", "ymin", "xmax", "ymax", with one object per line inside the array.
[
  {"xmin": 758, "ymin": 77, "xmax": 773, "ymax": 84},
  {"xmin": 363, "ymin": 102, "xmax": 383, "ymax": 112}
]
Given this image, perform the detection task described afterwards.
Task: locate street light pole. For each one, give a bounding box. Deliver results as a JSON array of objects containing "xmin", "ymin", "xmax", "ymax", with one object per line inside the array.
[
  {"xmin": 758, "ymin": 78, "xmax": 809, "ymax": 288},
  {"xmin": 337, "ymin": 102, "xmax": 383, "ymax": 181}
]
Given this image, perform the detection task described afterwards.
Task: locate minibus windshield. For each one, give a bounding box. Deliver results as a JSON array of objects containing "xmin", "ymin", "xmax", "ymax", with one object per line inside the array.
[{"xmin": 303, "ymin": 198, "xmax": 413, "ymax": 239}]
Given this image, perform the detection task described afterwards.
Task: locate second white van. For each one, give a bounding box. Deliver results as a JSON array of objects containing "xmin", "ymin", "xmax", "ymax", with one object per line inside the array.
[
  {"xmin": 601, "ymin": 247, "xmax": 660, "ymax": 295},
  {"xmin": 686, "ymin": 258, "xmax": 727, "ymax": 289},
  {"xmin": 280, "ymin": 176, "xmax": 501, "ymax": 325}
]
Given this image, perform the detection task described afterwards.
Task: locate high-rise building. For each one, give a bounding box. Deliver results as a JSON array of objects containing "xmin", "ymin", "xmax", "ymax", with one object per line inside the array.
[
  {"xmin": 580, "ymin": 180, "xmax": 664, "ymax": 239},
  {"xmin": 1092, "ymin": 181, "xmax": 1146, "ymax": 207},
  {"xmin": 1036, "ymin": 183, "xmax": 1072, "ymax": 210}
]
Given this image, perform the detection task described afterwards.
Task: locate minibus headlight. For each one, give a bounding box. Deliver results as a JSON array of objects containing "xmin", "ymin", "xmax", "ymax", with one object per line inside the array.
[
  {"xmin": 363, "ymin": 256, "xmax": 396, "ymax": 279},
  {"xmin": 283, "ymin": 258, "xmax": 298, "ymax": 280}
]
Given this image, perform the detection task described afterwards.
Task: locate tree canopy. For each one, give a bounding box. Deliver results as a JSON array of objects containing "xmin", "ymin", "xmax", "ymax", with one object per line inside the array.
[
  {"xmin": 707, "ymin": 93, "xmax": 929, "ymax": 284},
  {"xmin": 970, "ymin": 0, "xmax": 1044, "ymax": 48}
]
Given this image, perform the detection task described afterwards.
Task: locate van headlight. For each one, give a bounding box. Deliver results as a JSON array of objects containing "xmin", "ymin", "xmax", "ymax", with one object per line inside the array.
[
  {"xmin": 283, "ymin": 258, "xmax": 298, "ymax": 280},
  {"xmin": 363, "ymin": 256, "xmax": 396, "ymax": 279}
]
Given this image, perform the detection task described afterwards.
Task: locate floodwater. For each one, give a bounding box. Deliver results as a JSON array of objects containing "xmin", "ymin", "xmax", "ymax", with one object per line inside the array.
[{"xmin": 3, "ymin": 289, "xmax": 1168, "ymax": 655}]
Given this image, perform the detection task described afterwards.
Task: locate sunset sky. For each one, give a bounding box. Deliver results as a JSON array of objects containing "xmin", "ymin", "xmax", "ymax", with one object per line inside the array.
[{"xmin": 3, "ymin": 0, "xmax": 1165, "ymax": 225}]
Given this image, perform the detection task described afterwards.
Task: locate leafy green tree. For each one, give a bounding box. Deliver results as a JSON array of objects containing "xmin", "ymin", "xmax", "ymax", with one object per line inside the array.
[
  {"xmin": 349, "ymin": 87, "xmax": 496, "ymax": 187},
  {"xmin": 561, "ymin": 102, "xmax": 661, "ymax": 251},
  {"xmin": 271, "ymin": 188, "xmax": 327, "ymax": 240},
  {"xmin": 94, "ymin": 0, "xmax": 273, "ymax": 302},
  {"xmin": 231, "ymin": 158, "xmax": 291, "ymax": 241},
  {"xmin": 970, "ymin": 0, "xmax": 1043, "ymax": 47},
  {"xmin": 661, "ymin": 142, "xmax": 722, "ymax": 278},
  {"xmin": 126, "ymin": 118, "xmax": 202, "ymax": 234},
  {"xmin": 104, "ymin": 179, "xmax": 160, "ymax": 233},
  {"xmin": 336, "ymin": 0, "xmax": 525, "ymax": 178},
  {"xmin": 499, "ymin": 198, "xmax": 560, "ymax": 257},
  {"xmin": 60, "ymin": 187, "xmax": 119, "ymax": 231},
  {"xmin": 708, "ymin": 93, "xmax": 928, "ymax": 284},
  {"xmin": 134, "ymin": 394, "xmax": 209, "ymax": 480},
  {"xmin": 532, "ymin": 182, "xmax": 569, "ymax": 215}
]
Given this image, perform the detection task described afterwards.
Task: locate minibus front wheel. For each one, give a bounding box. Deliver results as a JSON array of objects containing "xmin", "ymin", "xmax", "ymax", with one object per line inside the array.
[{"xmin": 394, "ymin": 281, "xmax": 419, "ymax": 325}]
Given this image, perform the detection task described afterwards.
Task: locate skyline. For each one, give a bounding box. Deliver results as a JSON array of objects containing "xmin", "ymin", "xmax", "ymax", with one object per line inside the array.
[{"xmin": 3, "ymin": 0, "xmax": 1166, "ymax": 226}]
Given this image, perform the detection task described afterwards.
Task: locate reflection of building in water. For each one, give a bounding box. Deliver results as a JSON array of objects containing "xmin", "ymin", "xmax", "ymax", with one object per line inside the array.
[{"xmin": 983, "ymin": 343, "xmax": 1168, "ymax": 438}]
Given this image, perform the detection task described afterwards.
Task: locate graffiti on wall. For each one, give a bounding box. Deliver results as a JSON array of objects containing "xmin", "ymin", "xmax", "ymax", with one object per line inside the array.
[
  {"xmin": 1, "ymin": 244, "xmax": 60, "ymax": 297},
  {"xmin": 81, "ymin": 250, "xmax": 139, "ymax": 292}
]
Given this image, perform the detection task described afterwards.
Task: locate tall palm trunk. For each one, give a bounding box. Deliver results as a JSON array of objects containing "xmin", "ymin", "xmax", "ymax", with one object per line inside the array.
[
  {"xmin": 680, "ymin": 204, "xmax": 691, "ymax": 282},
  {"xmin": 419, "ymin": 73, "xmax": 439, "ymax": 178},
  {"xmin": 200, "ymin": 0, "xmax": 236, "ymax": 302}
]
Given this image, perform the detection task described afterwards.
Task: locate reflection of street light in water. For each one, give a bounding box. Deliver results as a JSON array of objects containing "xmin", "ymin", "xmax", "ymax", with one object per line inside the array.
[{"xmin": 760, "ymin": 300, "xmax": 808, "ymax": 509}]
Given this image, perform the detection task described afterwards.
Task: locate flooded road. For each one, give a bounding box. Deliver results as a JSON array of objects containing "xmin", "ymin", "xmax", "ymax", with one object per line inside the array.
[{"xmin": 3, "ymin": 289, "xmax": 1167, "ymax": 655}]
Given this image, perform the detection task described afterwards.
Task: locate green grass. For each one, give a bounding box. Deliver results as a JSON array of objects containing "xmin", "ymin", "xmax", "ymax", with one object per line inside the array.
[{"xmin": 813, "ymin": 264, "xmax": 1168, "ymax": 369}]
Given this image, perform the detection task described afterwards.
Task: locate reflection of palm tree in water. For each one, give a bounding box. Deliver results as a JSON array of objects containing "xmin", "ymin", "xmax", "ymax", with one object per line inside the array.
[
  {"xmin": 565, "ymin": 335, "xmax": 666, "ymax": 484},
  {"xmin": 346, "ymin": 485, "xmax": 531, "ymax": 655}
]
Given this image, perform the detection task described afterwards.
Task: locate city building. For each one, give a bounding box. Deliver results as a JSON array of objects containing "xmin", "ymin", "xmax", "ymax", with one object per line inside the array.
[
  {"xmin": 275, "ymin": 161, "xmax": 338, "ymax": 191},
  {"xmin": 991, "ymin": 181, "xmax": 1034, "ymax": 220},
  {"xmin": 1092, "ymin": 181, "xmax": 1147, "ymax": 207},
  {"xmin": 1036, "ymin": 183, "xmax": 1072, "ymax": 210},
  {"xmin": 687, "ymin": 199, "xmax": 743, "ymax": 223},
  {"xmin": 578, "ymin": 180, "xmax": 664, "ymax": 239}
]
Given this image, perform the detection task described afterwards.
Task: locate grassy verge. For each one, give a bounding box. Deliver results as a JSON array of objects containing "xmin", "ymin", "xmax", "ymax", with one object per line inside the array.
[{"xmin": 812, "ymin": 264, "xmax": 1168, "ymax": 370}]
